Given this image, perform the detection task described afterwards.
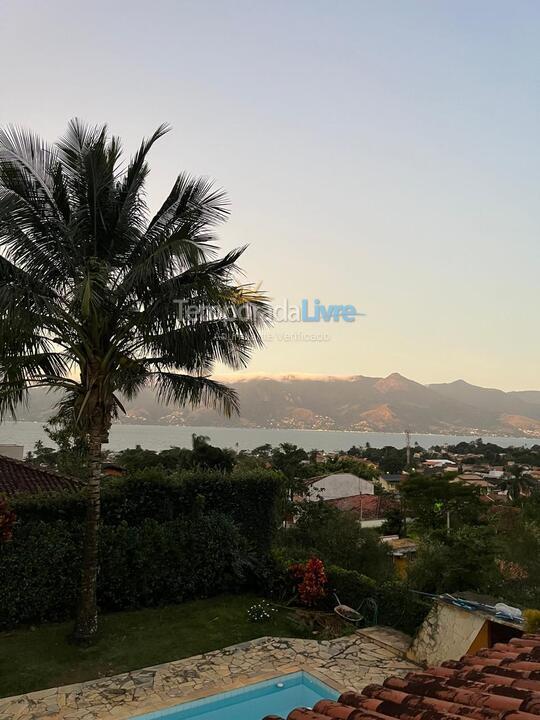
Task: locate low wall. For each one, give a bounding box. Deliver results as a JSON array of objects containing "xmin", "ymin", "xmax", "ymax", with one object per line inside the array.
[{"xmin": 407, "ymin": 601, "xmax": 486, "ymax": 666}]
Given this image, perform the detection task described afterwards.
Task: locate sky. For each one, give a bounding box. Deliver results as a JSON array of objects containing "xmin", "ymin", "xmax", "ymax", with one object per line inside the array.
[{"xmin": 1, "ymin": 0, "xmax": 539, "ymax": 391}]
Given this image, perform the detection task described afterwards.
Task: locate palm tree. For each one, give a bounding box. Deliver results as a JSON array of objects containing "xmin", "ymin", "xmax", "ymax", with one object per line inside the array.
[
  {"xmin": 499, "ymin": 465, "xmax": 537, "ymax": 502},
  {"xmin": 0, "ymin": 120, "xmax": 269, "ymax": 642}
]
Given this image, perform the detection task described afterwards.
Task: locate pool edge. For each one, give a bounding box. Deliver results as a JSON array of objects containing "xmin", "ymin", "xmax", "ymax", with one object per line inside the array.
[{"xmin": 128, "ymin": 666, "xmax": 344, "ymax": 720}]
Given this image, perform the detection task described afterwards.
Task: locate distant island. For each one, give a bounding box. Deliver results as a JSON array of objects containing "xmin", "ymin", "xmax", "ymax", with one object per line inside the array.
[{"xmin": 16, "ymin": 373, "xmax": 540, "ymax": 439}]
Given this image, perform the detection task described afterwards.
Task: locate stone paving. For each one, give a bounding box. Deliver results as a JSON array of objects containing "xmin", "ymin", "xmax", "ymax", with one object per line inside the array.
[{"xmin": 0, "ymin": 633, "xmax": 419, "ymax": 720}]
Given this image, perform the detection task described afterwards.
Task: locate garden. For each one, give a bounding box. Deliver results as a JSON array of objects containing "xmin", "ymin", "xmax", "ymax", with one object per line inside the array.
[{"xmin": 0, "ymin": 467, "xmax": 426, "ymax": 698}]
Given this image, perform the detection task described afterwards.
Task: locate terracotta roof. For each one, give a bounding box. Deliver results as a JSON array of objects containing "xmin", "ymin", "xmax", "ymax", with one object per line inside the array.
[
  {"xmin": 263, "ymin": 633, "xmax": 540, "ymax": 720},
  {"xmin": 0, "ymin": 455, "xmax": 82, "ymax": 497},
  {"xmin": 327, "ymin": 494, "xmax": 398, "ymax": 520}
]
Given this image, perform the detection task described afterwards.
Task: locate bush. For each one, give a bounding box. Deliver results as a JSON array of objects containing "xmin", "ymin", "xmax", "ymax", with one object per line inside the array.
[
  {"xmin": 289, "ymin": 557, "xmax": 327, "ymax": 606},
  {"xmin": 408, "ymin": 525, "xmax": 498, "ymax": 595},
  {"xmin": 326, "ymin": 565, "xmax": 428, "ymax": 635},
  {"xmin": 0, "ymin": 520, "xmax": 82, "ymax": 627},
  {"xmin": 1, "ymin": 470, "xmax": 283, "ymax": 628},
  {"xmin": 11, "ymin": 469, "xmax": 283, "ymax": 552},
  {"xmin": 376, "ymin": 580, "xmax": 428, "ymax": 635},
  {"xmin": 326, "ymin": 565, "xmax": 377, "ymax": 607},
  {"xmin": 277, "ymin": 501, "xmax": 393, "ymax": 581},
  {"xmin": 0, "ymin": 512, "xmax": 249, "ymax": 628},
  {"xmin": 99, "ymin": 514, "xmax": 248, "ymax": 610}
]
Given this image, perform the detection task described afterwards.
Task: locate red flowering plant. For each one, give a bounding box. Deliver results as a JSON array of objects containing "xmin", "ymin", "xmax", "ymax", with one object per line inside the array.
[
  {"xmin": 289, "ymin": 557, "xmax": 327, "ymax": 606},
  {"xmin": 0, "ymin": 498, "xmax": 15, "ymax": 543}
]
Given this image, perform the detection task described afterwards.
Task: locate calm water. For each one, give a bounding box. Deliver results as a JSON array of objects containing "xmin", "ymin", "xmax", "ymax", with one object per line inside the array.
[
  {"xmin": 0, "ymin": 421, "xmax": 538, "ymax": 453},
  {"xmin": 131, "ymin": 671, "xmax": 338, "ymax": 720}
]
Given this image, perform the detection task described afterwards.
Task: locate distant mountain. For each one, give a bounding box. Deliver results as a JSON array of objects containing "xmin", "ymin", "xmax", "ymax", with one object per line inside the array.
[{"xmin": 12, "ymin": 373, "xmax": 540, "ymax": 438}]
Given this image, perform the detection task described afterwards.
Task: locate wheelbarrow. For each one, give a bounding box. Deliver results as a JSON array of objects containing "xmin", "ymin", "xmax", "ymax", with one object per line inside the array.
[{"xmin": 333, "ymin": 593, "xmax": 378, "ymax": 626}]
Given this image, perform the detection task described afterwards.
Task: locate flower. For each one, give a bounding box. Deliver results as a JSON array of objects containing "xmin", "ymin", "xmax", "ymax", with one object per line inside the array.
[{"xmin": 247, "ymin": 601, "xmax": 278, "ymax": 622}]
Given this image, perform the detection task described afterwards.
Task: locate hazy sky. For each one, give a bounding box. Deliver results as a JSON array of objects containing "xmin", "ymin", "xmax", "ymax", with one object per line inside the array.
[{"xmin": 2, "ymin": 0, "xmax": 539, "ymax": 390}]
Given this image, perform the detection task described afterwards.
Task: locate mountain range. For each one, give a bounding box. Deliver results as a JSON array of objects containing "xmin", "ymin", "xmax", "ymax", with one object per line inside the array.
[{"xmin": 14, "ymin": 373, "xmax": 540, "ymax": 438}]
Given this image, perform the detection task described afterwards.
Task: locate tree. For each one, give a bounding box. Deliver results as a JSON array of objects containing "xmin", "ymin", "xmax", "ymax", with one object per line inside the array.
[
  {"xmin": 251, "ymin": 443, "xmax": 273, "ymax": 459},
  {"xmin": 271, "ymin": 443, "xmax": 308, "ymax": 482},
  {"xmin": 0, "ymin": 121, "xmax": 268, "ymax": 641},
  {"xmin": 498, "ymin": 465, "xmax": 537, "ymax": 502},
  {"xmin": 408, "ymin": 525, "xmax": 498, "ymax": 595},
  {"xmin": 191, "ymin": 433, "xmax": 235, "ymax": 472},
  {"xmin": 26, "ymin": 415, "xmax": 89, "ymax": 477},
  {"xmin": 279, "ymin": 500, "xmax": 393, "ymax": 581},
  {"xmin": 400, "ymin": 473, "xmax": 484, "ymax": 532}
]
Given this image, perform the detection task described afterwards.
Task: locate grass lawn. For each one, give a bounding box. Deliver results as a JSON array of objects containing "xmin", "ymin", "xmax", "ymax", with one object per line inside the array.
[{"xmin": 0, "ymin": 594, "xmax": 316, "ymax": 699}]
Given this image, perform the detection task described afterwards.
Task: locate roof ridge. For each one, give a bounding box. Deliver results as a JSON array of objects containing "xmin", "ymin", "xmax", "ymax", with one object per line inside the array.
[{"xmin": 0, "ymin": 453, "xmax": 83, "ymax": 486}]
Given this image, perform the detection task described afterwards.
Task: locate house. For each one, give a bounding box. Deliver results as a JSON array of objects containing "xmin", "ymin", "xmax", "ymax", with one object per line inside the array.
[
  {"xmin": 422, "ymin": 459, "xmax": 458, "ymax": 472},
  {"xmin": 378, "ymin": 473, "xmax": 407, "ymax": 492},
  {"xmin": 382, "ymin": 535, "xmax": 417, "ymax": 577},
  {"xmin": 102, "ymin": 463, "xmax": 128, "ymax": 478},
  {"xmin": 306, "ymin": 472, "xmax": 374, "ymax": 500},
  {"xmin": 327, "ymin": 493, "xmax": 397, "ymax": 522},
  {"xmin": 0, "ymin": 455, "xmax": 81, "ymax": 498},
  {"xmin": 485, "ymin": 469, "xmax": 504, "ymax": 481},
  {"xmin": 453, "ymin": 472, "xmax": 493, "ymax": 494},
  {"xmin": 0, "ymin": 444, "xmax": 24, "ymax": 460}
]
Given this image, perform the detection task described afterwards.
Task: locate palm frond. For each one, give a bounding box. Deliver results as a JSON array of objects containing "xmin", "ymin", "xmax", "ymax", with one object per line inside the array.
[
  {"xmin": 0, "ymin": 119, "xmax": 265, "ymax": 427},
  {"xmin": 152, "ymin": 372, "xmax": 239, "ymax": 417},
  {"xmin": 0, "ymin": 125, "xmax": 60, "ymax": 217}
]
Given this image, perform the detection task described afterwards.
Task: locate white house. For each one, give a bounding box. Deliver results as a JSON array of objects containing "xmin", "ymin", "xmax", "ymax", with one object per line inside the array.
[{"xmin": 306, "ymin": 472, "xmax": 374, "ymax": 501}]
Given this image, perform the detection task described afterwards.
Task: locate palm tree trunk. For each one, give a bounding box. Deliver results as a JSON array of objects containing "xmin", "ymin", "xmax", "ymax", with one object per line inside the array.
[{"xmin": 73, "ymin": 424, "xmax": 102, "ymax": 643}]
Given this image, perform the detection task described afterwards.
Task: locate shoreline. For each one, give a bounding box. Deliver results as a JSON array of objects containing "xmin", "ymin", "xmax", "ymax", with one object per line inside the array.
[{"xmin": 1, "ymin": 421, "xmax": 538, "ymax": 452}]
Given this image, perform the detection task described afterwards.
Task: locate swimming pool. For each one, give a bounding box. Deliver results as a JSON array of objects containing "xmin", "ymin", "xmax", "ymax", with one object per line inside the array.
[{"xmin": 132, "ymin": 671, "xmax": 339, "ymax": 720}]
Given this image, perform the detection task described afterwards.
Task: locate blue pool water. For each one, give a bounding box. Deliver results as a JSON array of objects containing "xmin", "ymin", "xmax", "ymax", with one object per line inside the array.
[{"xmin": 132, "ymin": 671, "xmax": 339, "ymax": 720}]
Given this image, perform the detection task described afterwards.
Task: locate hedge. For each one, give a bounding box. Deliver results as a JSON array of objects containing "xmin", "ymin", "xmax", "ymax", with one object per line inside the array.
[
  {"xmin": 0, "ymin": 469, "xmax": 284, "ymax": 628},
  {"xmin": 327, "ymin": 565, "xmax": 429, "ymax": 635},
  {"xmin": 0, "ymin": 512, "xmax": 250, "ymax": 628},
  {"xmin": 11, "ymin": 469, "xmax": 283, "ymax": 552}
]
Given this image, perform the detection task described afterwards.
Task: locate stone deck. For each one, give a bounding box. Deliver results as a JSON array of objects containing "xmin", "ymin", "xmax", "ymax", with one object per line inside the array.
[{"xmin": 0, "ymin": 633, "xmax": 418, "ymax": 720}]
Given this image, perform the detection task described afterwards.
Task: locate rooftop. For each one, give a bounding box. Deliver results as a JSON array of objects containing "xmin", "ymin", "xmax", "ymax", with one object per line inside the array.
[
  {"xmin": 0, "ymin": 455, "xmax": 81, "ymax": 497},
  {"xmin": 265, "ymin": 632, "xmax": 540, "ymax": 720},
  {"xmin": 327, "ymin": 494, "xmax": 397, "ymax": 520}
]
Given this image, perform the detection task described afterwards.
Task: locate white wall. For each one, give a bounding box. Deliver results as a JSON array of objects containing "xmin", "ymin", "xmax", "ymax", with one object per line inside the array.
[
  {"xmin": 0, "ymin": 444, "xmax": 24, "ymax": 460},
  {"xmin": 309, "ymin": 473, "xmax": 374, "ymax": 500}
]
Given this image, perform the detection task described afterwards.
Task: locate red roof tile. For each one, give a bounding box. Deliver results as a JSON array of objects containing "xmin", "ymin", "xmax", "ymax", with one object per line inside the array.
[
  {"xmin": 263, "ymin": 633, "xmax": 540, "ymax": 720},
  {"xmin": 0, "ymin": 455, "xmax": 82, "ymax": 497},
  {"xmin": 327, "ymin": 494, "xmax": 398, "ymax": 520}
]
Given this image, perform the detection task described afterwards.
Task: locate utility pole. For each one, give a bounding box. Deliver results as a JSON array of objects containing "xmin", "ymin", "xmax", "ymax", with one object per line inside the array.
[{"xmin": 405, "ymin": 429, "xmax": 411, "ymax": 469}]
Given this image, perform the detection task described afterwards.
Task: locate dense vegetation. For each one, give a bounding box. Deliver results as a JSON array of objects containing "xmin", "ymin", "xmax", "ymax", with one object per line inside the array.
[
  {"xmin": 0, "ymin": 470, "xmax": 282, "ymax": 628},
  {"xmin": 4, "ymin": 435, "xmax": 540, "ymax": 641}
]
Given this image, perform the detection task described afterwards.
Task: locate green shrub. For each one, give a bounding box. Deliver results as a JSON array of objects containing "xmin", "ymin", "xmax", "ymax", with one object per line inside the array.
[
  {"xmin": 376, "ymin": 580, "xmax": 428, "ymax": 635},
  {"xmin": 326, "ymin": 565, "xmax": 377, "ymax": 607},
  {"xmin": 0, "ymin": 521, "xmax": 82, "ymax": 626},
  {"xmin": 1, "ymin": 470, "xmax": 283, "ymax": 628},
  {"xmin": 0, "ymin": 512, "xmax": 249, "ymax": 628},
  {"xmin": 326, "ymin": 565, "xmax": 428, "ymax": 635},
  {"xmin": 277, "ymin": 501, "xmax": 393, "ymax": 581},
  {"xmin": 98, "ymin": 514, "xmax": 247, "ymax": 610},
  {"xmin": 11, "ymin": 469, "xmax": 283, "ymax": 552}
]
